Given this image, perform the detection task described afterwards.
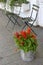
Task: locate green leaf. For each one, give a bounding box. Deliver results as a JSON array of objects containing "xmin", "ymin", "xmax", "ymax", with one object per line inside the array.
[
  {"xmin": 9, "ymin": 0, "xmax": 28, "ymax": 6},
  {"xmin": 30, "ymin": 38, "xmax": 35, "ymax": 43},
  {"xmin": 0, "ymin": 0, "xmax": 6, "ymax": 2}
]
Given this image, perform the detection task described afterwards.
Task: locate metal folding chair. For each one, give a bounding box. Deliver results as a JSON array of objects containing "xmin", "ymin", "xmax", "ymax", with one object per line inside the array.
[
  {"xmin": 6, "ymin": 4, "xmax": 21, "ymax": 29},
  {"xmin": 22, "ymin": 4, "xmax": 39, "ymax": 35},
  {"xmin": 23, "ymin": 4, "xmax": 39, "ymax": 29},
  {"xmin": 5, "ymin": 0, "xmax": 20, "ymax": 28},
  {"xmin": 6, "ymin": 12, "xmax": 21, "ymax": 28},
  {"xmin": 6, "ymin": 1, "xmax": 30, "ymax": 29}
]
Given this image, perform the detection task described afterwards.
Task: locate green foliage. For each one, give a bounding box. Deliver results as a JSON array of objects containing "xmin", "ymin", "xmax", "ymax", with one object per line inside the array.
[
  {"xmin": 0, "ymin": 0, "xmax": 29, "ymax": 6},
  {"xmin": 10, "ymin": 0, "xmax": 28, "ymax": 6},
  {"xmin": 13, "ymin": 27, "xmax": 38, "ymax": 52},
  {"xmin": 0, "ymin": 0, "xmax": 6, "ymax": 3},
  {"xmin": 14, "ymin": 36, "xmax": 38, "ymax": 52}
]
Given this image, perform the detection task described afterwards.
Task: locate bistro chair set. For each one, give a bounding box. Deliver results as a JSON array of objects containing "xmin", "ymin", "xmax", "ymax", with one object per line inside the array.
[{"xmin": 0, "ymin": 1, "xmax": 39, "ymax": 35}]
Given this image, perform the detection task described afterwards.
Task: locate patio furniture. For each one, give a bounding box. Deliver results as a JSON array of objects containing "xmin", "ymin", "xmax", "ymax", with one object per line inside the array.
[
  {"xmin": 6, "ymin": 6, "xmax": 21, "ymax": 28},
  {"xmin": 0, "ymin": 1, "xmax": 30, "ymax": 28},
  {"xmin": 22, "ymin": 4, "xmax": 39, "ymax": 29},
  {"xmin": 5, "ymin": 1, "xmax": 30, "ymax": 29},
  {"xmin": 17, "ymin": 4, "xmax": 39, "ymax": 35},
  {"xmin": 0, "ymin": 2, "xmax": 39, "ymax": 35}
]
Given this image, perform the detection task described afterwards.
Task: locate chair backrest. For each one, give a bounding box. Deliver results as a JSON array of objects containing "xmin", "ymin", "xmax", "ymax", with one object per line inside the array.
[{"xmin": 30, "ymin": 4, "xmax": 39, "ymax": 21}]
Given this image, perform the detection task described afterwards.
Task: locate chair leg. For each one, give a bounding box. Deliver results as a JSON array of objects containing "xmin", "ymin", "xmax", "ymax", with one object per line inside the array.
[
  {"xmin": 6, "ymin": 14, "xmax": 16, "ymax": 28},
  {"xmin": 22, "ymin": 21, "xmax": 28, "ymax": 30},
  {"xmin": 24, "ymin": 21, "xmax": 37, "ymax": 35},
  {"xmin": 22, "ymin": 24, "xmax": 26, "ymax": 30},
  {"xmin": 12, "ymin": 16, "xmax": 21, "ymax": 26},
  {"xmin": 31, "ymin": 21, "xmax": 35, "ymax": 27},
  {"xmin": 6, "ymin": 19, "xmax": 10, "ymax": 28},
  {"xmin": 6, "ymin": 15, "xmax": 12, "ymax": 28}
]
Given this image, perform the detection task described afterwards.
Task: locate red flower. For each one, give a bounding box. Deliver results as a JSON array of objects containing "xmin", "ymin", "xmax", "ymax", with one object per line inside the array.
[
  {"xmin": 26, "ymin": 27, "xmax": 31, "ymax": 34},
  {"xmin": 20, "ymin": 30, "xmax": 27, "ymax": 39},
  {"xmin": 15, "ymin": 32, "xmax": 19, "ymax": 38}
]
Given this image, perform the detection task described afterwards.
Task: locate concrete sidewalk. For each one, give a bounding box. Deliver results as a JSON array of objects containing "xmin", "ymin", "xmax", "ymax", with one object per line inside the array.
[{"xmin": 0, "ymin": 10, "xmax": 43, "ymax": 65}]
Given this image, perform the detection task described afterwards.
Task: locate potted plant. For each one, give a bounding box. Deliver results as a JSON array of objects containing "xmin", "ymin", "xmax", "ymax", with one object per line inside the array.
[
  {"xmin": 0, "ymin": 0, "xmax": 6, "ymax": 9},
  {"xmin": 13, "ymin": 27, "xmax": 38, "ymax": 61},
  {"xmin": 10, "ymin": 0, "xmax": 28, "ymax": 6},
  {"xmin": 0, "ymin": 0, "xmax": 30, "ymax": 14}
]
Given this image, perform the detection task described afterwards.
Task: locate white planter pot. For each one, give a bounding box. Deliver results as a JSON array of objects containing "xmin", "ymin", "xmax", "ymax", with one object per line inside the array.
[
  {"xmin": 0, "ymin": 2, "xmax": 6, "ymax": 10},
  {"xmin": 21, "ymin": 2, "xmax": 30, "ymax": 12},
  {"xmin": 20, "ymin": 50, "xmax": 35, "ymax": 61}
]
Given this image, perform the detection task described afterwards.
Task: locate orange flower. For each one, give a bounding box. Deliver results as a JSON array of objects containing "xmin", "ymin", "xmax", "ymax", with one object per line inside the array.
[
  {"xmin": 31, "ymin": 34, "xmax": 36, "ymax": 39},
  {"xmin": 26, "ymin": 27, "xmax": 31, "ymax": 34},
  {"xmin": 20, "ymin": 30, "xmax": 27, "ymax": 39}
]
